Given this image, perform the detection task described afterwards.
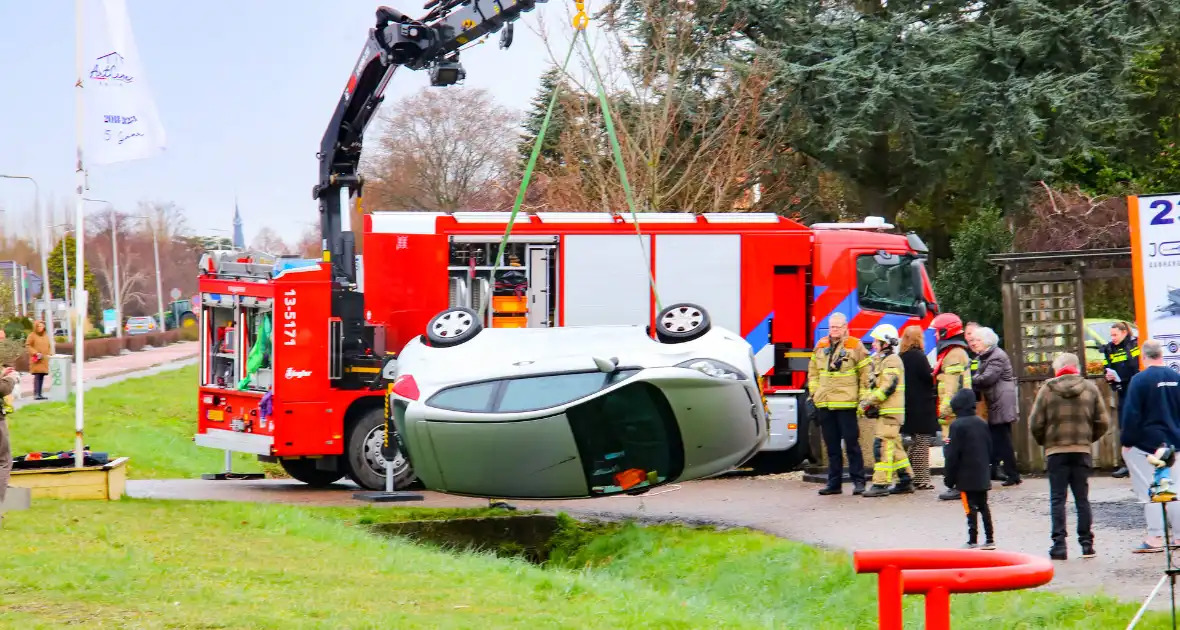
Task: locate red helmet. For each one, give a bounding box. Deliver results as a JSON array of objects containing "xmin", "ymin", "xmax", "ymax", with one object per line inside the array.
[{"xmin": 931, "ymin": 312, "xmax": 963, "ymax": 341}]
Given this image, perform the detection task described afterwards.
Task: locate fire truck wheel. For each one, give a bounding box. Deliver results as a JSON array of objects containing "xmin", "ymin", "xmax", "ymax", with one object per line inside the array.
[
  {"xmin": 654, "ymin": 303, "xmax": 711, "ymax": 343},
  {"xmin": 345, "ymin": 408, "xmax": 416, "ymax": 491},
  {"xmin": 425, "ymin": 307, "xmax": 482, "ymax": 347},
  {"xmin": 278, "ymin": 458, "xmax": 345, "ymax": 487}
]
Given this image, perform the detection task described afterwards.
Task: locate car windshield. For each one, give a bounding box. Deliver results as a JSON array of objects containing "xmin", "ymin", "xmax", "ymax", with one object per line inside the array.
[
  {"xmin": 856, "ymin": 253, "xmax": 925, "ymax": 315},
  {"xmin": 426, "ymin": 369, "xmax": 639, "ymax": 413}
]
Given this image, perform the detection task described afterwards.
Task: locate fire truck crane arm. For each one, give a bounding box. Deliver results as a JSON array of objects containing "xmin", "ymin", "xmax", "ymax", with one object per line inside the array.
[{"xmin": 313, "ymin": 1, "xmax": 548, "ymax": 285}]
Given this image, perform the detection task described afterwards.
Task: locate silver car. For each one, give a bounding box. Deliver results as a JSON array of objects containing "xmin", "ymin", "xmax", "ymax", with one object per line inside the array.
[{"xmin": 387, "ymin": 303, "xmax": 769, "ymax": 500}]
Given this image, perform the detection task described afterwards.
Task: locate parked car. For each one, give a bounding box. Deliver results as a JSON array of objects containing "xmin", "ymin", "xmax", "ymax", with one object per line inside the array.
[
  {"xmin": 387, "ymin": 303, "xmax": 769, "ymax": 499},
  {"xmin": 125, "ymin": 316, "xmax": 158, "ymax": 335}
]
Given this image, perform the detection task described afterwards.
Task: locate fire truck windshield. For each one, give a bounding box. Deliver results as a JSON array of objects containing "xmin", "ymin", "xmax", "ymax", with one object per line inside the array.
[{"xmin": 856, "ymin": 252, "xmax": 930, "ymax": 316}]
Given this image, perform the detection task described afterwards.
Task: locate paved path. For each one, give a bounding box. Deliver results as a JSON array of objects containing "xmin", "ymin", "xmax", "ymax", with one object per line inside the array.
[
  {"xmin": 13, "ymin": 341, "xmax": 197, "ymax": 403},
  {"xmin": 128, "ymin": 472, "xmax": 1171, "ymax": 609}
]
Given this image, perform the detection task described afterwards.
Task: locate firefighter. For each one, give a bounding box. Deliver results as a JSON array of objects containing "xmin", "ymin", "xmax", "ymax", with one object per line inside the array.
[
  {"xmin": 932, "ymin": 312, "xmax": 974, "ymax": 501},
  {"xmin": 860, "ymin": 323, "xmax": 914, "ymax": 497},
  {"xmin": 809, "ymin": 312, "xmax": 873, "ymax": 495}
]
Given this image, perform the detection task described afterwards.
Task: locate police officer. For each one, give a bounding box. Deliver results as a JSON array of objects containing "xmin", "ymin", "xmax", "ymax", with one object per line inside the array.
[
  {"xmin": 860, "ymin": 324, "xmax": 914, "ymax": 497},
  {"xmin": 809, "ymin": 312, "xmax": 873, "ymax": 495},
  {"xmin": 1103, "ymin": 321, "xmax": 1140, "ymax": 478},
  {"xmin": 932, "ymin": 313, "xmax": 973, "ymax": 501}
]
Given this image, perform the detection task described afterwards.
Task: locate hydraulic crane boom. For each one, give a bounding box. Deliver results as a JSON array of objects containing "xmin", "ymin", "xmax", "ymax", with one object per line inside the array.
[{"xmin": 313, "ymin": 1, "xmax": 547, "ymax": 287}]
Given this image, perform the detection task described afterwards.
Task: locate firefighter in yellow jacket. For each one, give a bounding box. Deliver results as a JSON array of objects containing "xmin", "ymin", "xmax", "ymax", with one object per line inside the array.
[
  {"xmin": 931, "ymin": 312, "xmax": 974, "ymax": 501},
  {"xmin": 859, "ymin": 324, "xmax": 914, "ymax": 497},
  {"xmin": 808, "ymin": 312, "xmax": 873, "ymax": 496}
]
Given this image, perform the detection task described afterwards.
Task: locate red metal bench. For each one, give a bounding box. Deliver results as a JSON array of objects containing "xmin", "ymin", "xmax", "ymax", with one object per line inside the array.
[{"xmin": 854, "ymin": 548, "xmax": 1055, "ymax": 629}]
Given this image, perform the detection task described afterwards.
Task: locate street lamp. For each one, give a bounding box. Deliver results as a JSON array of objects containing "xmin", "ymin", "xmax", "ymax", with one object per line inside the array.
[
  {"xmin": 122, "ymin": 214, "xmax": 164, "ymax": 332},
  {"xmin": 0, "ymin": 174, "xmax": 53, "ymax": 351},
  {"xmin": 82, "ymin": 198, "xmax": 124, "ymax": 338}
]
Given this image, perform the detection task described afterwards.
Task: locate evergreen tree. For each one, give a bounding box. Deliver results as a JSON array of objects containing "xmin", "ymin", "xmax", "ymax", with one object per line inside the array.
[
  {"xmin": 517, "ymin": 66, "xmax": 569, "ymax": 169},
  {"xmin": 933, "ymin": 208, "xmax": 1012, "ymax": 331},
  {"xmin": 47, "ymin": 235, "xmax": 102, "ymax": 330},
  {"xmin": 649, "ymin": 0, "xmax": 1179, "ymax": 219}
]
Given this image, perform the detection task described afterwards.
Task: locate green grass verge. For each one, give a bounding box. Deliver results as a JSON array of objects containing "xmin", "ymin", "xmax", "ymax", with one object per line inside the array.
[
  {"xmin": 8, "ymin": 365, "xmax": 262, "ymax": 479},
  {"xmin": 0, "ymin": 500, "xmax": 1167, "ymax": 628}
]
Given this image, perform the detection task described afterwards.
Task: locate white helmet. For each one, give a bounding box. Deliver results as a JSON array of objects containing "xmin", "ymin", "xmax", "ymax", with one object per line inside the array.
[{"xmin": 870, "ymin": 323, "xmax": 900, "ymax": 345}]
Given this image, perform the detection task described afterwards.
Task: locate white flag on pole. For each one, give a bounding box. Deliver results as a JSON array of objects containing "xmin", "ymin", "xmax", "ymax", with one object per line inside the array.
[{"xmin": 82, "ymin": 0, "xmax": 166, "ymax": 165}]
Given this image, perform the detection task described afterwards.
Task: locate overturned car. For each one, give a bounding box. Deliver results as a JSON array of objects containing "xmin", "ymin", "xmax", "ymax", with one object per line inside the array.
[{"xmin": 386, "ymin": 303, "xmax": 769, "ymax": 499}]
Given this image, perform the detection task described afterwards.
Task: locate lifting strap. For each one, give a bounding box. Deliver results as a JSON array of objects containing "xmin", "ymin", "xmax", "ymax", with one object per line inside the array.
[{"xmin": 480, "ymin": 1, "xmax": 661, "ymax": 323}]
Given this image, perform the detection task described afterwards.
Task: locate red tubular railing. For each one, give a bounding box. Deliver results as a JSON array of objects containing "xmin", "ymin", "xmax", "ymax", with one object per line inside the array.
[{"xmin": 853, "ymin": 549, "xmax": 1055, "ymax": 630}]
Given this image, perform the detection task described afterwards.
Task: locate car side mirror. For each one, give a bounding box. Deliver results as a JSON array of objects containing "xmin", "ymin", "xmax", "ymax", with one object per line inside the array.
[
  {"xmin": 382, "ymin": 356, "xmax": 398, "ymax": 380},
  {"xmin": 593, "ymin": 356, "xmax": 619, "ymax": 373},
  {"xmin": 914, "ymin": 300, "xmax": 928, "ymax": 319}
]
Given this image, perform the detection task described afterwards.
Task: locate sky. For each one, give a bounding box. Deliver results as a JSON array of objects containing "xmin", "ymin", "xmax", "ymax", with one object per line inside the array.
[{"xmin": 0, "ymin": 0, "xmax": 580, "ymax": 245}]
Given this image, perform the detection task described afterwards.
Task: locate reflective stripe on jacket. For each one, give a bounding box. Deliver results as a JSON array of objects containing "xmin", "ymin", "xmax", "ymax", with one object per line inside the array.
[
  {"xmin": 808, "ymin": 336, "xmax": 871, "ymax": 409},
  {"xmin": 937, "ymin": 347, "xmax": 972, "ymax": 423},
  {"xmin": 864, "ymin": 352, "xmax": 906, "ymax": 419}
]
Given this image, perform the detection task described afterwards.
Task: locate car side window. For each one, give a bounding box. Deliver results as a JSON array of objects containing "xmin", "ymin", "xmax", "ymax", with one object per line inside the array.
[
  {"xmin": 497, "ymin": 372, "xmax": 613, "ymax": 413},
  {"xmin": 427, "ymin": 381, "xmax": 498, "ymax": 412}
]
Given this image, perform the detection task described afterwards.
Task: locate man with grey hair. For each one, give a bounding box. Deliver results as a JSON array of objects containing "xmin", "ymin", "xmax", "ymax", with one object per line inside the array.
[
  {"xmin": 1029, "ymin": 352, "xmax": 1109, "ymax": 560},
  {"xmin": 808, "ymin": 312, "xmax": 873, "ymax": 495},
  {"xmin": 969, "ymin": 326, "xmax": 1021, "ymax": 486},
  {"xmin": 1121, "ymin": 339, "xmax": 1180, "ymax": 553}
]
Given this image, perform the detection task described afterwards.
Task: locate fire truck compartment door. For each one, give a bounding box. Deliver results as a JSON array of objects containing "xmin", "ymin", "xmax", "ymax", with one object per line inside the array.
[
  {"xmin": 654, "ymin": 234, "xmax": 740, "ymax": 333},
  {"xmin": 563, "ymin": 235, "xmax": 652, "ymax": 326}
]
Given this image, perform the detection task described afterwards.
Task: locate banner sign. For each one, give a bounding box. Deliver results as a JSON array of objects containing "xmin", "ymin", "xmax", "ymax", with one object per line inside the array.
[
  {"xmin": 82, "ymin": 0, "xmax": 166, "ymax": 165},
  {"xmin": 1129, "ymin": 193, "xmax": 1180, "ymax": 370}
]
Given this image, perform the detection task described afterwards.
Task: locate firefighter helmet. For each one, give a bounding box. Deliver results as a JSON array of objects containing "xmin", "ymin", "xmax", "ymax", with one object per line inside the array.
[
  {"xmin": 870, "ymin": 323, "xmax": 899, "ymax": 345},
  {"xmin": 931, "ymin": 312, "xmax": 964, "ymax": 341}
]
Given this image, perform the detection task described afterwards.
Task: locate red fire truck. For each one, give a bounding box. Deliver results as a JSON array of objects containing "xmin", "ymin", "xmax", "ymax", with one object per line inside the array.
[{"xmin": 193, "ymin": 4, "xmax": 940, "ymax": 490}]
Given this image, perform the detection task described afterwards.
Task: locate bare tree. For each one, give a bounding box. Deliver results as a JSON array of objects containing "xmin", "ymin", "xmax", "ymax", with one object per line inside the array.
[
  {"xmin": 87, "ymin": 208, "xmax": 151, "ymax": 314},
  {"xmin": 251, "ymin": 227, "xmax": 290, "ymax": 255},
  {"xmin": 526, "ymin": 0, "xmax": 797, "ymax": 214},
  {"xmin": 294, "ymin": 223, "xmax": 320, "ymax": 258},
  {"xmin": 361, "ymin": 87, "xmax": 520, "ymax": 212},
  {"xmin": 1014, "ymin": 183, "xmax": 1130, "ymax": 252}
]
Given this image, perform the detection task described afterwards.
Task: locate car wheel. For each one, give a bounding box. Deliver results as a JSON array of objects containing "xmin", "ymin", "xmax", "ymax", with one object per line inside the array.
[
  {"xmin": 180, "ymin": 312, "xmax": 198, "ymax": 328},
  {"xmin": 655, "ymin": 303, "xmax": 711, "ymax": 343},
  {"xmin": 344, "ymin": 407, "xmax": 416, "ymax": 491},
  {"xmin": 279, "ymin": 458, "xmax": 344, "ymax": 487},
  {"xmin": 425, "ymin": 307, "xmax": 482, "ymax": 347}
]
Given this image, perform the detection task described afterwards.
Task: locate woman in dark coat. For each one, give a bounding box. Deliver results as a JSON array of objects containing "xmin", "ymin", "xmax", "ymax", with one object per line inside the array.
[
  {"xmin": 969, "ymin": 326, "xmax": 1021, "ymax": 486},
  {"xmin": 900, "ymin": 325, "xmax": 939, "ymax": 490}
]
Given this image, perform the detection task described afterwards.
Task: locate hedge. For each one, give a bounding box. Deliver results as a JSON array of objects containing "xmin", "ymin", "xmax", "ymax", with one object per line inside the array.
[{"xmin": 50, "ymin": 329, "xmax": 188, "ymax": 362}]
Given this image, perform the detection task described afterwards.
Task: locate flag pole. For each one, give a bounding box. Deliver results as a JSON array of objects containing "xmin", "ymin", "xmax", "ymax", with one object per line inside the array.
[{"xmin": 74, "ymin": 0, "xmax": 87, "ymax": 469}]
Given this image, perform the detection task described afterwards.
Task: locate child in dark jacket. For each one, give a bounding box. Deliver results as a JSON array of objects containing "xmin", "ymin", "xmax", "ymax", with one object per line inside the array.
[{"xmin": 945, "ymin": 388, "xmax": 995, "ymax": 549}]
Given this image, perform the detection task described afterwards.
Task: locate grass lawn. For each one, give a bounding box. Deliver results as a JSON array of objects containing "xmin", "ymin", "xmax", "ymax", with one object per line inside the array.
[
  {"xmin": 7, "ymin": 365, "xmax": 263, "ymax": 479},
  {"xmin": 0, "ymin": 499, "xmax": 1168, "ymax": 629}
]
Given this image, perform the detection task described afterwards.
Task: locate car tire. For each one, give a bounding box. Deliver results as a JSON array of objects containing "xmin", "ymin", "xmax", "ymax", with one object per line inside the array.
[
  {"xmin": 654, "ymin": 303, "xmax": 711, "ymax": 343},
  {"xmin": 425, "ymin": 307, "xmax": 482, "ymax": 347},
  {"xmin": 279, "ymin": 458, "xmax": 344, "ymax": 487},
  {"xmin": 179, "ymin": 312, "xmax": 198, "ymax": 328},
  {"xmin": 344, "ymin": 407, "xmax": 416, "ymax": 491}
]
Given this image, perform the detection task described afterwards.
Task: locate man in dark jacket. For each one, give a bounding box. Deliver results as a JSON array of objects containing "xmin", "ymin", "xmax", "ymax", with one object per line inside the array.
[
  {"xmin": 1029, "ymin": 352, "xmax": 1109, "ymax": 560},
  {"xmin": 1103, "ymin": 322, "xmax": 1140, "ymax": 478},
  {"xmin": 1121, "ymin": 339, "xmax": 1180, "ymax": 553},
  {"xmin": 944, "ymin": 389, "xmax": 995, "ymax": 549},
  {"xmin": 970, "ymin": 327, "xmax": 1021, "ymax": 486}
]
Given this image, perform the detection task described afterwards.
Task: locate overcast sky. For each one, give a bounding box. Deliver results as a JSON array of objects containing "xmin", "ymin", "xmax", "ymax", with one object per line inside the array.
[{"xmin": 0, "ymin": 0, "xmax": 579, "ymax": 245}]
